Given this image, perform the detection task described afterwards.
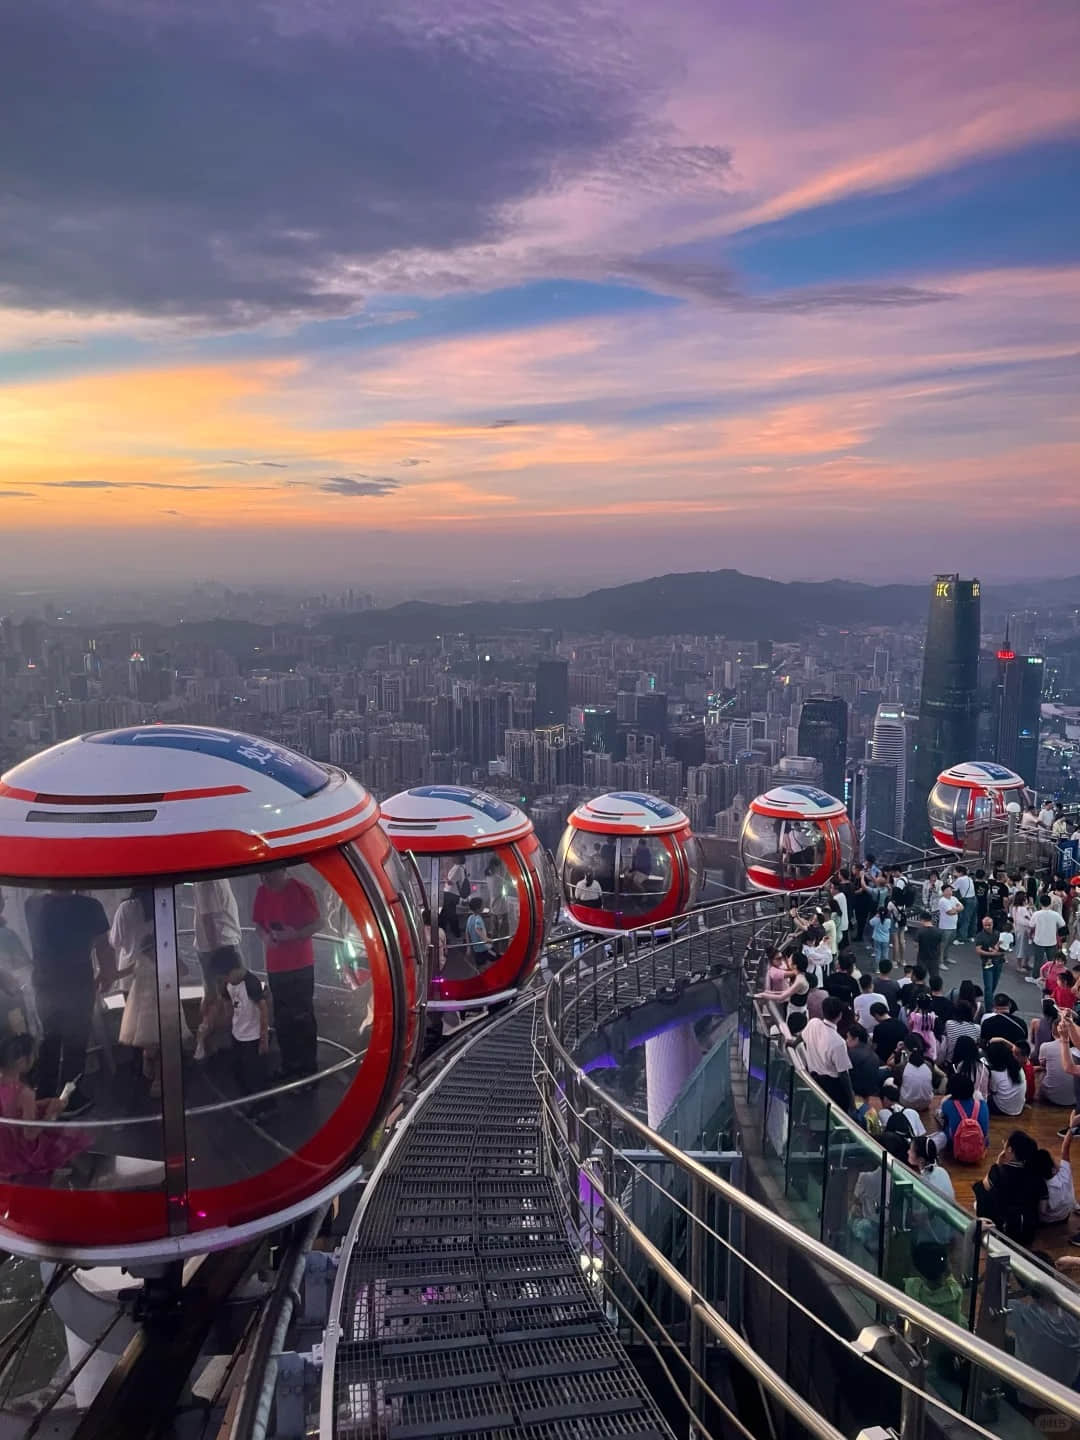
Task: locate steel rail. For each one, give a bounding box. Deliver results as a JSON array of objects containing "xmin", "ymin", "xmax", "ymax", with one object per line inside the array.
[{"xmin": 542, "ymin": 927, "xmax": 1080, "ymax": 1423}]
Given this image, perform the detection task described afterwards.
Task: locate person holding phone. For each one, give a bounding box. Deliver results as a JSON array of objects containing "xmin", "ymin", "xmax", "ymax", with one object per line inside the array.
[{"xmin": 0, "ymin": 1033, "xmax": 88, "ymax": 1181}]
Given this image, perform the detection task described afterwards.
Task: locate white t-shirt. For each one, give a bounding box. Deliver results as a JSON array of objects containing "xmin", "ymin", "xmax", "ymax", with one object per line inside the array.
[
  {"xmin": 832, "ymin": 892, "xmax": 849, "ymax": 934},
  {"xmin": 953, "ymin": 874, "xmax": 975, "ymax": 900},
  {"xmin": 574, "ymin": 878, "xmax": 603, "ymax": 903},
  {"xmin": 193, "ymin": 879, "xmax": 242, "ymax": 953},
  {"xmin": 898, "ymin": 1062, "xmax": 934, "ymax": 1110},
  {"xmin": 227, "ymin": 974, "xmax": 264, "ymax": 1042},
  {"xmin": 998, "ymin": 930, "xmax": 1015, "ymax": 954},
  {"xmin": 881, "ymin": 1103, "xmax": 926, "ymax": 1137},
  {"xmin": 803, "ymin": 941, "xmax": 832, "ymax": 983},
  {"xmin": 854, "ymin": 992, "xmax": 889, "ymax": 1029},
  {"xmin": 1042, "ymin": 1161, "xmax": 1077, "ymax": 1224},
  {"xmin": 937, "ymin": 896, "xmax": 961, "ymax": 932},
  {"xmin": 1039, "ymin": 1041, "xmax": 1077, "ymax": 1107},
  {"xmin": 1033, "ymin": 909, "xmax": 1066, "ymax": 947},
  {"xmin": 109, "ymin": 896, "xmax": 154, "ymax": 974},
  {"xmin": 921, "ymin": 1164, "xmax": 956, "ymax": 1205},
  {"xmin": 988, "ymin": 1067, "xmax": 1026, "ymax": 1116}
]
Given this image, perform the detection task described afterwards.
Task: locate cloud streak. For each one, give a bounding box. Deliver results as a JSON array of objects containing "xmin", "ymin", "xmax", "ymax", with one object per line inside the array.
[{"xmin": 319, "ymin": 476, "xmax": 401, "ymax": 496}]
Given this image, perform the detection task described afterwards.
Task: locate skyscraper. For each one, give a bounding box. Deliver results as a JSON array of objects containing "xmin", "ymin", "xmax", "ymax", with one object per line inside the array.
[
  {"xmin": 797, "ymin": 696, "xmax": 848, "ymax": 800},
  {"xmin": 994, "ymin": 634, "xmax": 1043, "ymax": 787},
  {"xmin": 910, "ymin": 574, "xmax": 981, "ymax": 844},
  {"xmin": 581, "ymin": 705, "xmax": 618, "ymax": 755},
  {"xmin": 871, "ymin": 704, "xmax": 908, "ymax": 840},
  {"xmin": 856, "ymin": 760, "xmax": 899, "ymax": 859},
  {"xmin": 534, "ymin": 659, "xmax": 569, "ymax": 728}
]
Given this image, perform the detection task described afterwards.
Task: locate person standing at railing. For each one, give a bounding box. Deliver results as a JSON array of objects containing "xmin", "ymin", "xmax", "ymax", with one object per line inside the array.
[{"xmin": 801, "ymin": 998, "xmax": 855, "ymax": 1111}]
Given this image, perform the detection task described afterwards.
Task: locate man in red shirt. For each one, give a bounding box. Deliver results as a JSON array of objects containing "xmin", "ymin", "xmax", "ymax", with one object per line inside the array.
[{"xmin": 253, "ymin": 867, "xmax": 322, "ymax": 1078}]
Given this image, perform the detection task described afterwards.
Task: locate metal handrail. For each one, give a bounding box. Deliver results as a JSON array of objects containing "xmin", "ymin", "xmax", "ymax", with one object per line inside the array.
[
  {"xmin": 541, "ymin": 901, "xmax": 1080, "ymax": 1426},
  {"xmin": 761, "ymin": 995, "xmax": 1080, "ymax": 1329}
]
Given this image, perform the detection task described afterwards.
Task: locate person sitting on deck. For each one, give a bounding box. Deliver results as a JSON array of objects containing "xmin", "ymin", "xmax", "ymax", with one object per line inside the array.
[
  {"xmin": 973, "ymin": 1130, "xmax": 1046, "ymax": 1246},
  {"xmin": 936, "ymin": 1073, "xmax": 989, "ymax": 1162}
]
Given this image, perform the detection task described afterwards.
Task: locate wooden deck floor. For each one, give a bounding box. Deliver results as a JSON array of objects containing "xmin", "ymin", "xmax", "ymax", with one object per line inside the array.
[{"xmin": 940, "ymin": 1098, "xmax": 1079, "ymax": 1263}]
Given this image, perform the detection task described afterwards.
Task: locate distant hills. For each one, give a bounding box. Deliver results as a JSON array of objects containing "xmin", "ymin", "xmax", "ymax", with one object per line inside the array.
[
  {"xmin": 150, "ymin": 568, "xmax": 1080, "ymax": 652},
  {"xmin": 317, "ymin": 569, "xmax": 933, "ymax": 643}
]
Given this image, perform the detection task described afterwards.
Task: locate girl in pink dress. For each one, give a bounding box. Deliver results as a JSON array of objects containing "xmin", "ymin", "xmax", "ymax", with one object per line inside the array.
[{"xmin": 0, "ymin": 1033, "xmax": 88, "ymax": 1182}]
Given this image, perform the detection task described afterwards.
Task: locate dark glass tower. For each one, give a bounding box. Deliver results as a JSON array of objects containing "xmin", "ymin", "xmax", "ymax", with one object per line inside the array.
[
  {"xmin": 994, "ymin": 632, "xmax": 1043, "ymax": 787},
  {"xmin": 582, "ymin": 705, "xmax": 618, "ymax": 754},
  {"xmin": 534, "ymin": 659, "xmax": 569, "ymax": 728},
  {"xmin": 797, "ymin": 695, "xmax": 848, "ymax": 799},
  {"xmin": 910, "ymin": 574, "xmax": 981, "ymax": 843}
]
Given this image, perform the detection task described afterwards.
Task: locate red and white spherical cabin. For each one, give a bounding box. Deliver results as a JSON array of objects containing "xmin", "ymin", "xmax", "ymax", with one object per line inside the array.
[
  {"xmin": 740, "ymin": 784, "xmax": 854, "ymax": 892},
  {"xmin": 380, "ymin": 786, "xmax": 558, "ymax": 1004},
  {"xmin": 927, "ymin": 761, "xmax": 1029, "ymax": 853},
  {"xmin": 557, "ymin": 792, "xmax": 704, "ymax": 933},
  {"xmin": 0, "ymin": 725, "xmax": 423, "ymax": 1262}
]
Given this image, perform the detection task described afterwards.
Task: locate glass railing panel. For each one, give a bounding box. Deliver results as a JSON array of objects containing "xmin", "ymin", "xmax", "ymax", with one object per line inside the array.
[
  {"xmin": 783, "ymin": 1075, "xmax": 828, "ymax": 1240},
  {"xmin": 882, "ymin": 1166, "xmax": 979, "ymax": 1328},
  {"xmin": 822, "ymin": 1116, "xmax": 887, "ymax": 1303},
  {"xmin": 761, "ymin": 1038, "xmax": 792, "ymax": 1183}
]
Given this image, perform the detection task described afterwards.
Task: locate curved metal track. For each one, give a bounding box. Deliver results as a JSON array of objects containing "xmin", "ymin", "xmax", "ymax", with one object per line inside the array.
[{"xmin": 323, "ymin": 1001, "xmax": 674, "ymax": 1439}]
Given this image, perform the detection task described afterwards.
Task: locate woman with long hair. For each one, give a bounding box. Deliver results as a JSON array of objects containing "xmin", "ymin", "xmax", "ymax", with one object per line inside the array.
[
  {"xmin": 897, "ymin": 1037, "xmax": 935, "ymax": 1113},
  {"xmin": 943, "ymin": 1034, "xmax": 988, "ymax": 1100},
  {"xmin": 985, "ymin": 1038, "xmax": 1026, "ymax": 1116}
]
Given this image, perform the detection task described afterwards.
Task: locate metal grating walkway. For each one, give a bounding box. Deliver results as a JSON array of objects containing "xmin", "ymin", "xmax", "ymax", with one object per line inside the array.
[{"xmin": 327, "ymin": 1003, "xmax": 674, "ymax": 1439}]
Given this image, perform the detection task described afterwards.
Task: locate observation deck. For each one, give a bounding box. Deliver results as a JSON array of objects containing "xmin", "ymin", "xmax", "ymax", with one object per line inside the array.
[{"xmin": 323, "ymin": 865, "xmax": 1080, "ymax": 1440}]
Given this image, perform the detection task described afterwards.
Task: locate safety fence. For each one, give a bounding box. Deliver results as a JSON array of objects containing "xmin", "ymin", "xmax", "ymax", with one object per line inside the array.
[{"xmin": 537, "ymin": 890, "xmax": 1080, "ymax": 1440}]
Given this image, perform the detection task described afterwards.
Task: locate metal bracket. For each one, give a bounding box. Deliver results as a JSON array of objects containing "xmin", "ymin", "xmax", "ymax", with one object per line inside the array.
[{"xmin": 273, "ymin": 1350, "xmax": 307, "ymax": 1439}]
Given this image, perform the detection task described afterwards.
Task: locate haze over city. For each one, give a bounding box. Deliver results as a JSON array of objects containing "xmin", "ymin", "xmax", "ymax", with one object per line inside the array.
[{"xmin": 2, "ymin": 0, "xmax": 1079, "ymax": 584}]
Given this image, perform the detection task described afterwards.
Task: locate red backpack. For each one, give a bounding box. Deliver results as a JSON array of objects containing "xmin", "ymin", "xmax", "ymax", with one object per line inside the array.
[{"xmin": 952, "ymin": 1099, "xmax": 985, "ymax": 1165}]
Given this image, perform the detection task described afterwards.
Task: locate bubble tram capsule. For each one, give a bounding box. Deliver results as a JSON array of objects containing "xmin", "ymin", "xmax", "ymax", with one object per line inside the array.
[
  {"xmin": 740, "ymin": 783, "xmax": 855, "ymax": 892},
  {"xmin": 380, "ymin": 785, "xmax": 559, "ymax": 1004},
  {"xmin": 927, "ymin": 761, "xmax": 1029, "ymax": 854},
  {"xmin": 0, "ymin": 725, "xmax": 423, "ymax": 1262},
  {"xmin": 557, "ymin": 792, "xmax": 705, "ymax": 933}
]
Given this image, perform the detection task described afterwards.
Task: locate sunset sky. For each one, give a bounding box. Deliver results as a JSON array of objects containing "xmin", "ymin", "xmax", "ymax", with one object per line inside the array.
[{"xmin": 2, "ymin": 0, "xmax": 1079, "ymax": 587}]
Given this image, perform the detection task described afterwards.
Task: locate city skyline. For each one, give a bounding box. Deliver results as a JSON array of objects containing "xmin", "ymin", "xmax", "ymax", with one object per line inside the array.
[{"xmin": 2, "ymin": 1, "xmax": 1079, "ymax": 583}]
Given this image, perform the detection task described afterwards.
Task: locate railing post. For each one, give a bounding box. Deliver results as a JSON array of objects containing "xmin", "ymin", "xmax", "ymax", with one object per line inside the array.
[
  {"xmin": 897, "ymin": 1320, "xmax": 928, "ymax": 1440},
  {"xmin": 819, "ymin": 1101, "xmax": 831, "ymax": 1244},
  {"xmin": 565, "ymin": 1069, "xmax": 583, "ymax": 1238},
  {"xmin": 761, "ymin": 1030, "xmax": 772, "ymax": 1151},
  {"xmin": 688, "ymin": 1174, "xmax": 707, "ymax": 1421},
  {"xmin": 966, "ymin": 1239, "xmax": 1010, "ymax": 1424}
]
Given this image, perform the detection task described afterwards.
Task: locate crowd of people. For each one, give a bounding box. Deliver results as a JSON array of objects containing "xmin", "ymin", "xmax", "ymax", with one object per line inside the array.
[{"xmin": 757, "ymin": 854, "xmax": 1080, "ymax": 1255}]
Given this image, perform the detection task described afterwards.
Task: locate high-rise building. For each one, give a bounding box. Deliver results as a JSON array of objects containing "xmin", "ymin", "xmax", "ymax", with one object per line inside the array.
[
  {"xmin": 797, "ymin": 696, "xmax": 848, "ymax": 799},
  {"xmin": 634, "ymin": 691, "xmax": 668, "ymax": 741},
  {"xmin": 910, "ymin": 575, "xmax": 981, "ymax": 843},
  {"xmin": 582, "ymin": 705, "xmax": 618, "ymax": 755},
  {"xmin": 871, "ymin": 704, "xmax": 907, "ymax": 841},
  {"xmin": 856, "ymin": 760, "xmax": 899, "ymax": 859},
  {"xmin": 534, "ymin": 659, "xmax": 569, "ymax": 728},
  {"xmin": 993, "ymin": 635, "xmax": 1043, "ymax": 787}
]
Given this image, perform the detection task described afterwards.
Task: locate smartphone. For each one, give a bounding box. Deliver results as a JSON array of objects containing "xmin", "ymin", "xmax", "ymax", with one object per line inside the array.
[{"xmin": 59, "ymin": 1078, "xmax": 79, "ymax": 1102}]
